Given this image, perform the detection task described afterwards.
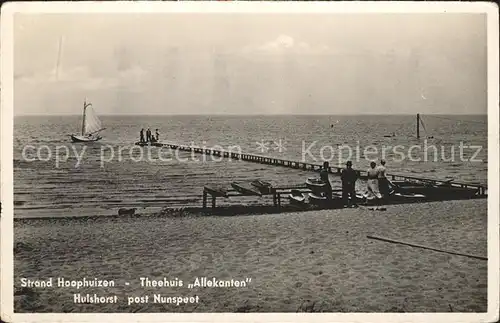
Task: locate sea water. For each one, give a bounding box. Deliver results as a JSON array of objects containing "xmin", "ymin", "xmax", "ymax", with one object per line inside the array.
[{"xmin": 13, "ymin": 114, "xmax": 487, "ymax": 218}]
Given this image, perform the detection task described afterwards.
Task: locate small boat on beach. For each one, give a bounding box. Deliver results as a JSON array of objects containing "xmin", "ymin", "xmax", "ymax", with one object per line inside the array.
[
  {"xmin": 308, "ymin": 192, "xmax": 344, "ymax": 208},
  {"xmin": 251, "ymin": 180, "xmax": 273, "ymax": 194},
  {"xmin": 289, "ymin": 190, "xmax": 307, "ymax": 205},
  {"xmin": 204, "ymin": 185, "xmax": 229, "ymax": 198},
  {"xmin": 390, "ymin": 180, "xmax": 479, "ymax": 199},
  {"xmin": 306, "ymin": 177, "xmax": 326, "ymax": 187},
  {"xmin": 390, "ymin": 180, "xmax": 427, "ymax": 187},
  {"xmin": 306, "ymin": 178, "xmax": 327, "ymax": 194},
  {"xmin": 231, "ymin": 182, "xmax": 262, "ymax": 196},
  {"xmin": 391, "ymin": 192, "xmax": 427, "ymax": 202},
  {"xmin": 70, "ymin": 100, "xmax": 105, "ymax": 143},
  {"xmin": 308, "ymin": 192, "xmax": 328, "ymax": 205}
]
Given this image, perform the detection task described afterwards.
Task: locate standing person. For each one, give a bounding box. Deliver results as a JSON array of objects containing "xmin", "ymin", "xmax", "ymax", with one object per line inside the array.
[
  {"xmin": 341, "ymin": 161, "xmax": 358, "ymax": 207},
  {"xmin": 366, "ymin": 161, "xmax": 383, "ymax": 210},
  {"xmin": 146, "ymin": 128, "xmax": 151, "ymax": 142},
  {"xmin": 319, "ymin": 161, "xmax": 333, "ymax": 201},
  {"xmin": 155, "ymin": 129, "xmax": 160, "ymax": 142},
  {"xmin": 377, "ymin": 160, "xmax": 389, "ymax": 199},
  {"xmin": 139, "ymin": 128, "xmax": 145, "ymax": 143}
]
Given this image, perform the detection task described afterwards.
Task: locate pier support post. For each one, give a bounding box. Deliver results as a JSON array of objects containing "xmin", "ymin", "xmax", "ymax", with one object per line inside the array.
[
  {"xmin": 202, "ymin": 190, "xmax": 207, "ymax": 209},
  {"xmin": 211, "ymin": 196, "xmax": 216, "ymax": 208}
]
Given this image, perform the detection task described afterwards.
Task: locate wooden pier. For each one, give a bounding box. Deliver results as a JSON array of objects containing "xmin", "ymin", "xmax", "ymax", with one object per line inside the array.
[{"xmin": 136, "ymin": 141, "xmax": 487, "ymax": 196}]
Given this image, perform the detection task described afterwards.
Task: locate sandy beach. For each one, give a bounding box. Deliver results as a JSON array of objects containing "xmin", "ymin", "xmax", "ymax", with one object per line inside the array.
[
  {"xmin": 8, "ymin": 7, "xmax": 495, "ymax": 318},
  {"xmin": 13, "ymin": 198, "xmax": 487, "ymax": 313}
]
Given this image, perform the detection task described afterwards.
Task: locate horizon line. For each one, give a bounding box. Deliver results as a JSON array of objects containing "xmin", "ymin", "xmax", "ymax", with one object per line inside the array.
[{"xmin": 13, "ymin": 112, "xmax": 488, "ymax": 117}]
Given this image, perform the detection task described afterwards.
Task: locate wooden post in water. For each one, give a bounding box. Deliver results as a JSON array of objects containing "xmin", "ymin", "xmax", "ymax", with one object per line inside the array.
[{"xmin": 417, "ymin": 113, "xmax": 420, "ymax": 139}]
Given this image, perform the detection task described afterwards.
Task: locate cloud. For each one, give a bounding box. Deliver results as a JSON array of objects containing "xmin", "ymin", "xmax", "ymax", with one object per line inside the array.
[
  {"xmin": 15, "ymin": 65, "xmax": 148, "ymax": 91},
  {"xmin": 243, "ymin": 35, "xmax": 330, "ymax": 55},
  {"xmin": 261, "ymin": 34, "xmax": 295, "ymax": 51}
]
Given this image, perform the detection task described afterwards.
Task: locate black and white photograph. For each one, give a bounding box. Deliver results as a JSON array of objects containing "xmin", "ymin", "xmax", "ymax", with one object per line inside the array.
[{"xmin": 1, "ymin": 2, "xmax": 499, "ymax": 322}]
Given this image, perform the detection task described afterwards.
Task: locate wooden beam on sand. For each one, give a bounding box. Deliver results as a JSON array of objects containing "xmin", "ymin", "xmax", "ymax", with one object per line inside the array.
[{"xmin": 366, "ymin": 235, "xmax": 487, "ymax": 261}]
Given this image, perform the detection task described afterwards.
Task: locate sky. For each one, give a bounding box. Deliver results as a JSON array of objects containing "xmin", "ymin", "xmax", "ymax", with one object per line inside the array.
[{"xmin": 13, "ymin": 12, "xmax": 487, "ymax": 115}]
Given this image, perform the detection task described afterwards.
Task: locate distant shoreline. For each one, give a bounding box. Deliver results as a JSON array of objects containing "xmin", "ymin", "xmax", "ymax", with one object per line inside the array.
[{"xmin": 13, "ymin": 113, "xmax": 488, "ymax": 118}]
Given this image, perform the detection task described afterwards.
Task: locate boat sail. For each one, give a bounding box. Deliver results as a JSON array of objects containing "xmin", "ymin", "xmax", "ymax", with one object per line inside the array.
[{"xmin": 70, "ymin": 101, "xmax": 105, "ymax": 142}]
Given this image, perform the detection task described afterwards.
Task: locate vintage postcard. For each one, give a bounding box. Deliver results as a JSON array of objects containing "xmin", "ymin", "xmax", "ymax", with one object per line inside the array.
[{"xmin": 1, "ymin": 1, "xmax": 499, "ymax": 322}]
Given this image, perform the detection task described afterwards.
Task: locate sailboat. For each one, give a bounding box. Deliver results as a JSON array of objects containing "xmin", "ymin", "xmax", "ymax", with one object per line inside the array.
[
  {"xmin": 416, "ymin": 113, "xmax": 434, "ymax": 139},
  {"xmin": 70, "ymin": 100, "xmax": 105, "ymax": 143}
]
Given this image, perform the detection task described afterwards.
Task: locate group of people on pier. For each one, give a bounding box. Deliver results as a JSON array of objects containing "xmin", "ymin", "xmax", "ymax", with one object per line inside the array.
[
  {"xmin": 320, "ymin": 159, "xmax": 390, "ymax": 210},
  {"xmin": 139, "ymin": 128, "xmax": 160, "ymax": 143}
]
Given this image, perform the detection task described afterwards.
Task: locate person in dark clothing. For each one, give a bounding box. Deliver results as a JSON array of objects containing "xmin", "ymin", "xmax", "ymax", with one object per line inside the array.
[
  {"xmin": 139, "ymin": 128, "xmax": 145, "ymax": 143},
  {"xmin": 319, "ymin": 161, "xmax": 333, "ymax": 200},
  {"xmin": 341, "ymin": 160, "xmax": 358, "ymax": 207},
  {"xmin": 146, "ymin": 128, "xmax": 151, "ymax": 142},
  {"xmin": 155, "ymin": 129, "xmax": 160, "ymax": 142}
]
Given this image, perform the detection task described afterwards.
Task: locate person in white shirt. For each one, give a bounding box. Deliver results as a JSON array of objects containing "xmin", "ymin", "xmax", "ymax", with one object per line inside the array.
[
  {"xmin": 366, "ymin": 161, "xmax": 382, "ymax": 209},
  {"xmin": 377, "ymin": 160, "xmax": 389, "ymax": 199}
]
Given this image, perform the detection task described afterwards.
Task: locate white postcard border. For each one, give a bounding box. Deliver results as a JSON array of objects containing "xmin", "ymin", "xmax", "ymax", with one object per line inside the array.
[{"xmin": 1, "ymin": 2, "xmax": 498, "ymax": 322}]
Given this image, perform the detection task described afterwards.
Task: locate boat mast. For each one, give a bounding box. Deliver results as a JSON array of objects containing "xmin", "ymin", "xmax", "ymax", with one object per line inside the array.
[
  {"xmin": 55, "ymin": 36, "xmax": 63, "ymax": 80},
  {"xmin": 416, "ymin": 113, "xmax": 420, "ymax": 139}
]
